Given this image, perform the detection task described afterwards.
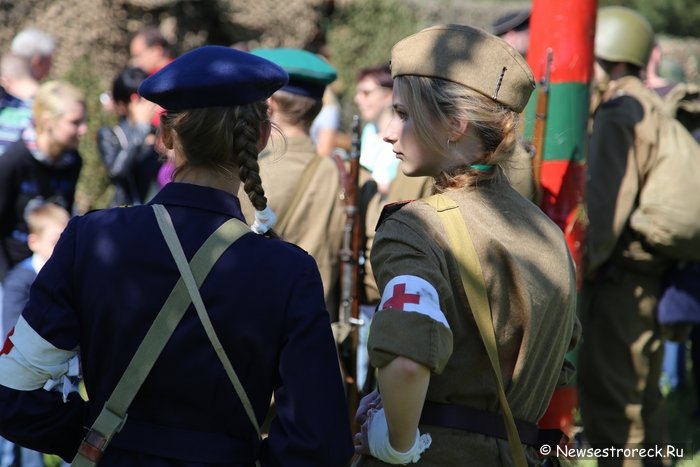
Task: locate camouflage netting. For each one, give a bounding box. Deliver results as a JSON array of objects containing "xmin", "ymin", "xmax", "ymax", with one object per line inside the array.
[
  {"xmin": 0, "ymin": 0, "xmax": 330, "ymax": 88},
  {"xmin": 0, "ymin": 0, "xmax": 332, "ymax": 210}
]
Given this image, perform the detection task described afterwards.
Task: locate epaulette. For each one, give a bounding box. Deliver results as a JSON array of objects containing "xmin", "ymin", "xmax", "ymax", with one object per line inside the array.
[
  {"xmin": 82, "ymin": 204, "xmax": 133, "ymax": 217},
  {"xmin": 82, "ymin": 208, "xmax": 105, "ymax": 216},
  {"xmin": 376, "ymin": 200, "xmax": 413, "ymax": 231}
]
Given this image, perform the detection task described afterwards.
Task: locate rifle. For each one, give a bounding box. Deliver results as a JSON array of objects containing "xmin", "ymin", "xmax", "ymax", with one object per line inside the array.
[
  {"xmin": 337, "ymin": 115, "xmax": 364, "ymax": 429},
  {"xmin": 532, "ymin": 48, "xmax": 553, "ymax": 207}
]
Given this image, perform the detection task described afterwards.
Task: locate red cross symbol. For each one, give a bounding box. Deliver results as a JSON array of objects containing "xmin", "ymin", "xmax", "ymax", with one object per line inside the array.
[
  {"xmin": 0, "ymin": 328, "xmax": 15, "ymax": 356},
  {"xmin": 383, "ymin": 283, "xmax": 420, "ymax": 310}
]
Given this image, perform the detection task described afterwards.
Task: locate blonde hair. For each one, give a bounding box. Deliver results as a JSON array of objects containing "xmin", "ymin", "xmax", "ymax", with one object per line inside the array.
[
  {"xmin": 26, "ymin": 202, "xmax": 69, "ymax": 236},
  {"xmin": 393, "ymin": 75, "xmax": 520, "ymax": 191},
  {"xmin": 33, "ymin": 80, "xmax": 85, "ymax": 134},
  {"xmin": 160, "ymin": 102, "xmax": 271, "ymax": 211}
]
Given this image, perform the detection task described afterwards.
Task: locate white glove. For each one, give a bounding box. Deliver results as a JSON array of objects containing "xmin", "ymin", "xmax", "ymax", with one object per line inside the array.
[{"xmin": 368, "ymin": 408, "xmax": 432, "ymax": 464}]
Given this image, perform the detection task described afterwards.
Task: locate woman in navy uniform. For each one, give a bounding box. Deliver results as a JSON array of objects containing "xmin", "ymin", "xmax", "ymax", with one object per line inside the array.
[
  {"xmin": 0, "ymin": 46, "xmax": 353, "ymax": 466},
  {"xmin": 352, "ymin": 25, "xmax": 578, "ymax": 465}
]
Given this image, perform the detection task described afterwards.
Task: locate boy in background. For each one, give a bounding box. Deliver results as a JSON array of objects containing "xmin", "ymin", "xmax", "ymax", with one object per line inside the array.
[
  {"xmin": 1, "ymin": 202, "xmax": 69, "ymax": 467},
  {"xmin": 2, "ymin": 202, "xmax": 69, "ymax": 340}
]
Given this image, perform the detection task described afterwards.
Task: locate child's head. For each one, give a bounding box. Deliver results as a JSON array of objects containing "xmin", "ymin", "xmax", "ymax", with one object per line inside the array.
[{"xmin": 26, "ymin": 202, "xmax": 70, "ymax": 261}]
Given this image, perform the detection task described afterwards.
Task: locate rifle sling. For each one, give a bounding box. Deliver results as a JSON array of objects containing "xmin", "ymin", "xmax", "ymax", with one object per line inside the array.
[
  {"xmin": 275, "ymin": 155, "xmax": 324, "ymax": 234},
  {"xmin": 423, "ymin": 194, "xmax": 528, "ymax": 467},
  {"xmin": 72, "ymin": 205, "xmax": 255, "ymax": 466}
]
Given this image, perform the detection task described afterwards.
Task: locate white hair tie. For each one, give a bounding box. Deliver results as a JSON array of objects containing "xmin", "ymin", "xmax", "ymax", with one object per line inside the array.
[{"xmin": 251, "ymin": 206, "xmax": 276, "ymax": 234}]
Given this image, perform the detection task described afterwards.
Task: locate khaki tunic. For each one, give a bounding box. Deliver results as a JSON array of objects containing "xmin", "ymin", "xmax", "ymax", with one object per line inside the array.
[
  {"xmin": 360, "ymin": 175, "xmax": 578, "ymax": 466},
  {"xmin": 239, "ymin": 135, "xmax": 344, "ymax": 313},
  {"xmin": 579, "ymin": 76, "xmax": 673, "ymax": 462},
  {"xmin": 362, "ymin": 171, "xmax": 433, "ymax": 304},
  {"xmin": 503, "ymin": 141, "xmax": 535, "ymax": 201},
  {"xmin": 585, "ymin": 76, "xmax": 674, "ymax": 276}
]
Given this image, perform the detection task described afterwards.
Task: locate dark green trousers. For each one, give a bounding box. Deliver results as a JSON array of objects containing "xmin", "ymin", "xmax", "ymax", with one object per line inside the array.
[{"xmin": 578, "ymin": 267, "xmax": 669, "ymax": 467}]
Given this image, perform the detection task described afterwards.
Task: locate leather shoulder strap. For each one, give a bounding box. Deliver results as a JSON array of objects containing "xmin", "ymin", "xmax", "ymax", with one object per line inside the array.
[{"xmin": 423, "ymin": 193, "xmax": 527, "ymax": 467}]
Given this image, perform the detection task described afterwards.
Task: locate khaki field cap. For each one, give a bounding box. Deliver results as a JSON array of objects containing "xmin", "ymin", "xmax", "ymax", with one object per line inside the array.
[{"xmin": 390, "ymin": 24, "xmax": 535, "ymax": 113}]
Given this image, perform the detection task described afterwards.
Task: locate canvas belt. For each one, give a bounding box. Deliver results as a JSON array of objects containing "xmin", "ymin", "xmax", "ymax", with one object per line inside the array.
[
  {"xmin": 109, "ymin": 419, "xmax": 258, "ymax": 463},
  {"xmin": 420, "ymin": 401, "xmax": 562, "ymax": 448}
]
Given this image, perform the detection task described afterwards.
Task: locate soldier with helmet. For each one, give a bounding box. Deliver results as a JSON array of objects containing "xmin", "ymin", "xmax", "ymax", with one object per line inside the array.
[{"xmin": 579, "ymin": 6, "xmax": 674, "ymax": 460}]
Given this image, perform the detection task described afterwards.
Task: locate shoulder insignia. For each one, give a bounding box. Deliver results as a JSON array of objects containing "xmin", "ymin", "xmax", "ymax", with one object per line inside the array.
[{"xmin": 376, "ymin": 200, "xmax": 413, "ymax": 231}]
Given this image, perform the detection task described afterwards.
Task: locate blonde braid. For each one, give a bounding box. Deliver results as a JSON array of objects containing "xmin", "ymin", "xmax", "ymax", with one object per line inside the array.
[{"xmin": 234, "ymin": 103, "xmax": 269, "ymax": 211}]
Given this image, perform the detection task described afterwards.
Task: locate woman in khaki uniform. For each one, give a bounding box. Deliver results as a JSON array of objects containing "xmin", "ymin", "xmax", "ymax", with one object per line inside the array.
[{"xmin": 353, "ymin": 24, "xmax": 578, "ymax": 466}]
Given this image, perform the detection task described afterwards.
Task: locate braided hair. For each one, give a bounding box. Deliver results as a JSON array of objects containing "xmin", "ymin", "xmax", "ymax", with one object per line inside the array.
[{"xmin": 160, "ymin": 102, "xmax": 270, "ymax": 211}]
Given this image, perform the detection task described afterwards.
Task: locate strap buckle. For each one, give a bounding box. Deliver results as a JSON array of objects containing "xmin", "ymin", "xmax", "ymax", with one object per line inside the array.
[
  {"xmin": 77, "ymin": 429, "xmax": 109, "ymax": 463},
  {"xmin": 76, "ymin": 411, "xmax": 128, "ymax": 464}
]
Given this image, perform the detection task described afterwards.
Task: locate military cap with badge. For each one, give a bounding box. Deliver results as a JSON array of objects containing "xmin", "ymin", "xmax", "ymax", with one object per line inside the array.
[{"xmin": 390, "ymin": 23, "xmax": 536, "ymax": 113}]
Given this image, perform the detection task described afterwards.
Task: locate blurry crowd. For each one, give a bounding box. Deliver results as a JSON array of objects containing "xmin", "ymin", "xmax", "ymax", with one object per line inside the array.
[{"xmin": 0, "ymin": 3, "xmax": 699, "ymax": 466}]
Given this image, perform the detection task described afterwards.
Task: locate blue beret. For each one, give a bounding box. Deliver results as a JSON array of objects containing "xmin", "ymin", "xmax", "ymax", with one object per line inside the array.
[
  {"xmin": 251, "ymin": 48, "xmax": 337, "ymax": 99},
  {"xmin": 138, "ymin": 45, "xmax": 289, "ymax": 110}
]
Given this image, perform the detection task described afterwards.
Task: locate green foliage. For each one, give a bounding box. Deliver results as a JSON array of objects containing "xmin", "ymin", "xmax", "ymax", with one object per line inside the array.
[
  {"xmin": 327, "ymin": 0, "xmax": 421, "ymax": 127},
  {"xmin": 60, "ymin": 56, "xmax": 116, "ymax": 213},
  {"xmin": 44, "ymin": 454, "xmax": 62, "ymax": 467},
  {"xmin": 600, "ymin": 0, "xmax": 700, "ymax": 37}
]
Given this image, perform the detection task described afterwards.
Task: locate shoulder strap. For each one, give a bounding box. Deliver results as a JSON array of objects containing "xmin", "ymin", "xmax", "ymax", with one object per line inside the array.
[
  {"xmin": 72, "ymin": 205, "xmax": 251, "ymax": 466},
  {"xmin": 152, "ymin": 204, "xmax": 261, "ymax": 436},
  {"xmin": 275, "ymin": 155, "xmax": 324, "ymax": 234},
  {"xmin": 423, "ymin": 194, "xmax": 528, "ymax": 467},
  {"xmin": 112, "ymin": 124, "xmax": 129, "ymax": 150}
]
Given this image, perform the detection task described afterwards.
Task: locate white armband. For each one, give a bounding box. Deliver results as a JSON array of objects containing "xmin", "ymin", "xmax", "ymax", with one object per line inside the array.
[{"xmin": 368, "ymin": 408, "xmax": 432, "ymax": 464}]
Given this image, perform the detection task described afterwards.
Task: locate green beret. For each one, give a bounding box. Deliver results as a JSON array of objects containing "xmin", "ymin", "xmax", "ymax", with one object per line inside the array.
[
  {"xmin": 251, "ymin": 48, "xmax": 337, "ymax": 99},
  {"xmin": 390, "ymin": 24, "xmax": 535, "ymax": 113}
]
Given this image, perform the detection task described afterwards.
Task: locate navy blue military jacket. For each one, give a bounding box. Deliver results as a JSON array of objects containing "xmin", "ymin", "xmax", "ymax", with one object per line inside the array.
[{"xmin": 0, "ymin": 182, "xmax": 354, "ymax": 466}]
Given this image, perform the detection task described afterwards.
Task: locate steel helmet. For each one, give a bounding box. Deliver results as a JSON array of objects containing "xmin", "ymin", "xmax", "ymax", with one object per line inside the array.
[{"xmin": 595, "ymin": 6, "xmax": 654, "ymax": 68}]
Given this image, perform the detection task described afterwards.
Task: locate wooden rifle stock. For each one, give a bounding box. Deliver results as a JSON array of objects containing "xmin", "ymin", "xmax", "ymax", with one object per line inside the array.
[
  {"xmin": 338, "ymin": 115, "xmax": 364, "ymax": 429},
  {"xmin": 339, "ymin": 115, "xmax": 363, "ymax": 329},
  {"xmin": 532, "ymin": 48, "xmax": 553, "ymax": 207}
]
